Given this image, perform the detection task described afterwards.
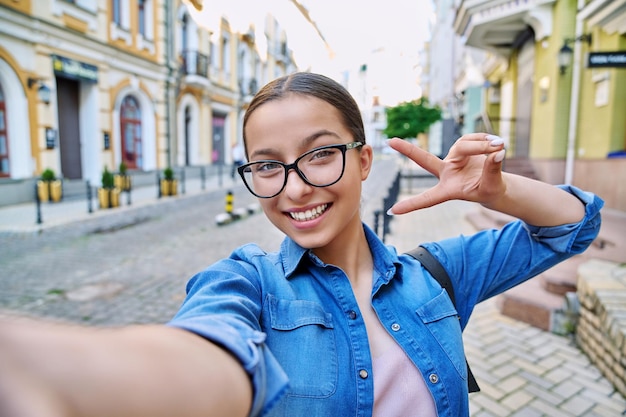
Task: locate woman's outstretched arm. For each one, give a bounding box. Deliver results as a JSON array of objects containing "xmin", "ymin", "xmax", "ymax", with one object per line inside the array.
[{"xmin": 0, "ymin": 317, "xmax": 252, "ymax": 417}]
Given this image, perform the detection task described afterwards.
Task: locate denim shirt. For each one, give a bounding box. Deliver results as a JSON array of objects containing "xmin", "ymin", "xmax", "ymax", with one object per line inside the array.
[{"xmin": 168, "ymin": 185, "xmax": 602, "ymax": 417}]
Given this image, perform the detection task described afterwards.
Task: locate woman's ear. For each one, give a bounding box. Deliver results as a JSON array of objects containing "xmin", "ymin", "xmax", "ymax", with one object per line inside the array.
[{"xmin": 359, "ymin": 144, "xmax": 374, "ymax": 181}]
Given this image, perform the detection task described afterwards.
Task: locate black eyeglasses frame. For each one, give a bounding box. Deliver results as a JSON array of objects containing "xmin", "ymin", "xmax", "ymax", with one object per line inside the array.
[{"xmin": 237, "ymin": 141, "xmax": 363, "ymax": 198}]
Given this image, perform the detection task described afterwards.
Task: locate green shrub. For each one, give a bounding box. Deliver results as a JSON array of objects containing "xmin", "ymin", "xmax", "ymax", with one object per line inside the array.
[
  {"xmin": 163, "ymin": 167, "xmax": 174, "ymax": 181},
  {"xmin": 101, "ymin": 166, "xmax": 115, "ymax": 189},
  {"xmin": 40, "ymin": 168, "xmax": 56, "ymax": 182},
  {"xmin": 118, "ymin": 162, "xmax": 128, "ymax": 175}
]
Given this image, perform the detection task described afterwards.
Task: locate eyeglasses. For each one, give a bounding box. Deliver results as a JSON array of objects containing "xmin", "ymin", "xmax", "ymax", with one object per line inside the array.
[{"xmin": 238, "ymin": 141, "xmax": 363, "ymax": 198}]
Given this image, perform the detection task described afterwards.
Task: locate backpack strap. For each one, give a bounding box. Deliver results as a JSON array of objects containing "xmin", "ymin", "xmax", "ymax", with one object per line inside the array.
[{"xmin": 405, "ymin": 246, "xmax": 481, "ymax": 393}]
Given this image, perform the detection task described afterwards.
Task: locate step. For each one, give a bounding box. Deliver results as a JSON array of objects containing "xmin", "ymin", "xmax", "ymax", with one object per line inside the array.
[
  {"xmin": 465, "ymin": 207, "xmax": 515, "ymax": 231},
  {"xmin": 496, "ymin": 278, "xmax": 565, "ymax": 332},
  {"xmin": 539, "ymin": 256, "xmax": 584, "ymax": 296},
  {"xmin": 502, "ymin": 157, "xmax": 540, "ymax": 180}
]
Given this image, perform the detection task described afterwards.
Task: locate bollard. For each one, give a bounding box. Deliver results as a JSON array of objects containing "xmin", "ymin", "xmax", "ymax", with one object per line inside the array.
[
  {"xmin": 35, "ymin": 181, "xmax": 43, "ymax": 224},
  {"xmin": 86, "ymin": 180, "xmax": 93, "ymax": 213},
  {"xmin": 157, "ymin": 172, "xmax": 162, "ymax": 198},
  {"xmin": 225, "ymin": 190, "xmax": 233, "ymax": 215}
]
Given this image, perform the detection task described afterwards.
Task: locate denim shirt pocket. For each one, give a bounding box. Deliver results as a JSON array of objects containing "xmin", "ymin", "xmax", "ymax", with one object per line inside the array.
[
  {"xmin": 415, "ymin": 289, "xmax": 468, "ymax": 380},
  {"xmin": 265, "ymin": 294, "xmax": 338, "ymax": 398}
]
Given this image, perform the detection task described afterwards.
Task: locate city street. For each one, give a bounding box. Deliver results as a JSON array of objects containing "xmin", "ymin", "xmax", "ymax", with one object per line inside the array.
[{"xmin": 0, "ymin": 186, "xmax": 283, "ymax": 325}]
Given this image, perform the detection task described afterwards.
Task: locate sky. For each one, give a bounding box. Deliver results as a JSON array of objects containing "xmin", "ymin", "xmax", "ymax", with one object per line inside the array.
[{"xmin": 189, "ymin": 0, "xmax": 435, "ymax": 106}]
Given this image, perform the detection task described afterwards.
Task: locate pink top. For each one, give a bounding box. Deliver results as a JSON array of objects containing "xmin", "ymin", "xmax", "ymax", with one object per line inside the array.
[{"xmin": 372, "ymin": 334, "xmax": 438, "ymax": 416}]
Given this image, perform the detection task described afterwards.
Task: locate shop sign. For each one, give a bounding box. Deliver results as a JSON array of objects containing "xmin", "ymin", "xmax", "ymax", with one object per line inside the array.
[
  {"xmin": 52, "ymin": 55, "xmax": 98, "ymax": 82},
  {"xmin": 588, "ymin": 52, "xmax": 626, "ymax": 68}
]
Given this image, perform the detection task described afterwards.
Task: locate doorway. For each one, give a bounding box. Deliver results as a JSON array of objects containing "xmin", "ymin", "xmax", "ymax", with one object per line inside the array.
[{"xmin": 56, "ymin": 76, "xmax": 82, "ymax": 179}]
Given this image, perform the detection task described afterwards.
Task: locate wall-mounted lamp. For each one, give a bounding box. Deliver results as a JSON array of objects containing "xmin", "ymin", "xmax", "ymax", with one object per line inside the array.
[
  {"xmin": 558, "ymin": 34, "xmax": 592, "ymax": 75},
  {"xmin": 27, "ymin": 77, "xmax": 52, "ymax": 105}
]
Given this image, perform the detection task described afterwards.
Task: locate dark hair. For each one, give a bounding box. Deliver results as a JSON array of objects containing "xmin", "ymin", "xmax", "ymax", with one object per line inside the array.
[{"xmin": 242, "ymin": 72, "xmax": 366, "ymax": 157}]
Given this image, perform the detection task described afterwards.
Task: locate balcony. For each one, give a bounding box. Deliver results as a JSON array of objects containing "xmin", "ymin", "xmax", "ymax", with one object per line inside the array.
[
  {"xmin": 454, "ymin": 0, "xmax": 557, "ymax": 57},
  {"xmin": 180, "ymin": 50, "xmax": 210, "ymax": 88},
  {"xmin": 238, "ymin": 77, "xmax": 258, "ymax": 99}
]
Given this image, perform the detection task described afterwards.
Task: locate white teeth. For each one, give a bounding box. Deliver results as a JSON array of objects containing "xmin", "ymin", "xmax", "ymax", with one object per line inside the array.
[{"xmin": 289, "ymin": 204, "xmax": 328, "ymax": 221}]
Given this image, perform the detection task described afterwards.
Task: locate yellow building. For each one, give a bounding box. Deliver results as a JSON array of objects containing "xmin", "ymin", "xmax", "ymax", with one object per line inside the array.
[
  {"xmin": 454, "ymin": 0, "xmax": 626, "ymax": 211},
  {"xmin": 0, "ymin": 0, "xmax": 297, "ymax": 205}
]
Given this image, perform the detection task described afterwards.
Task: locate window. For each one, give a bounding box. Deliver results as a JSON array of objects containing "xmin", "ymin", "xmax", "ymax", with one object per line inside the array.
[
  {"xmin": 0, "ymin": 84, "xmax": 8, "ymax": 177},
  {"xmin": 138, "ymin": 0, "xmax": 146, "ymax": 36},
  {"xmin": 221, "ymin": 35, "xmax": 230, "ymax": 74},
  {"xmin": 120, "ymin": 95, "xmax": 142, "ymax": 169},
  {"xmin": 112, "ymin": 0, "xmax": 121, "ymax": 25}
]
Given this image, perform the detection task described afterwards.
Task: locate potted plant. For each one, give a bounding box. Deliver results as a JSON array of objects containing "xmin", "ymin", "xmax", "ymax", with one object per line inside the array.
[
  {"xmin": 160, "ymin": 167, "xmax": 178, "ymax": 196},
  {"xmin": 114, "ymin": 161, "xmax": 132, "ymax": 192},
  {"xmin": 37, "ymin": 168, "xmax": 63, "ymax": 203},
  {"xmin": 98, "ymin": 166, "xmax": 120, "ymax": 209}
]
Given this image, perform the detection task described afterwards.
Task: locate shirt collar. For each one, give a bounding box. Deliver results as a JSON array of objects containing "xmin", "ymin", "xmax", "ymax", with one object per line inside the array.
[{"xmin": 279, "ymin": 222, "xmax": 400, "ymax": 281}]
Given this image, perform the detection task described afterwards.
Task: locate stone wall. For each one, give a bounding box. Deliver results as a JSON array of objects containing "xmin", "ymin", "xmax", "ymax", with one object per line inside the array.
[{"xmin": 576, "ymin": 259, "xmax": 626, "ymax": 398}]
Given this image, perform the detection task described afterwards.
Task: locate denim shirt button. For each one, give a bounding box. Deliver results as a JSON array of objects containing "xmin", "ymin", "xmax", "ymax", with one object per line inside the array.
[
  {"xmin": 359, "ymin": 369, "xmax": 369, "ymax": 379},
  {"xmin": 391, "ymin": 323, "xmax": 400, "ymax": 331},
  {"xmin": 429, "ymin": 374, "xmax": 439, "ymax": 384},
  {"xmin": 348, "ymin": 310, "xmax": 357, "ymax": 320}
]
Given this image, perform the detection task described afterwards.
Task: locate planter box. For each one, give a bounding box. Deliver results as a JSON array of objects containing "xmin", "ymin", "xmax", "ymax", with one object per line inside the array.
[
  {"xmin": 37, "ymin": 180, "xmax": 63, "ymax": 202},
  {"xmin": 160, "ymin": 179, "xmax": 178, "ymax": 196},
  {"xmin": 98, "ymin": 188, "xmax": 121, "ymax": 209},
  {"xmin": 114, "ymin": 174, "xmax": 132, "ymax": 191}
]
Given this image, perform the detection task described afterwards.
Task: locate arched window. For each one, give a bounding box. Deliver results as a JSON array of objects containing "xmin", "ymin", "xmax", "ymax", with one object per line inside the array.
[
  {"xmin": 0, "ymin": 84, "xmax": 8, "ymax": 177},
  {"xmin": 120, "ymin": 95, "xmax": 142, "ymax": 169}
]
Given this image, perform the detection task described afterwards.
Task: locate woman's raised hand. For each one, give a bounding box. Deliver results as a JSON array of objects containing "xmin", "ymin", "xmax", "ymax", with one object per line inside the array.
[{"xmin": 386, "ymin": 134, "xmax": 507, "ymax": 215}]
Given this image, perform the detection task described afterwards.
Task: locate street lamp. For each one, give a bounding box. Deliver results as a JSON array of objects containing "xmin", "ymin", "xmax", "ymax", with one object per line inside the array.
[
  {"xmin": 27, "ymin": 77, "xmax": 52, "ymax": 105},
  {"xmin": 558, "ymin": 34, "xmax": 592, "ymax": 75}
]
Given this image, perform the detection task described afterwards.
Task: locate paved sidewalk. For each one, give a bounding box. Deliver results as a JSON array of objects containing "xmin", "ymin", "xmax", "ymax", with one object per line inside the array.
[{"xmin": 0, "ymin": 170, "xmax": 238, "ymax": 234}]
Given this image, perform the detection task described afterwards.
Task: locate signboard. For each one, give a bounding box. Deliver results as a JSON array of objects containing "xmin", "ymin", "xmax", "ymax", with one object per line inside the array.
[
  {"xmin": 52, "ymin": 55, "xmax": 98, "ymax": 82},
  {"xmin": 45, "ymin": 128, "xmax": 57, "ymax": 149},
  {"xmin": 588, "ymin": 52, "xmax": 626, "ymax": 68},
  {"xmin": 103, "ymin": 132, "xmax": 110, "ymax": 150}
]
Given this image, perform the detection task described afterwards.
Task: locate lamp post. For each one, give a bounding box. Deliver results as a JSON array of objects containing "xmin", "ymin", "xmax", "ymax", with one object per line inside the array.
[
  {"xmin": 558, "ymin": 34, "xmax": 592, "ymax": 75},
  {"xmin": 27, "ymin": 77, "xmax": 52, "ymax": 105}
]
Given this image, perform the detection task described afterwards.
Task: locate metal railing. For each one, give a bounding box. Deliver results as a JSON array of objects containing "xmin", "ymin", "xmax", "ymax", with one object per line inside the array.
[{"xmin": 180, "ymin": 50, "xmax": 210, "ymax": 78}]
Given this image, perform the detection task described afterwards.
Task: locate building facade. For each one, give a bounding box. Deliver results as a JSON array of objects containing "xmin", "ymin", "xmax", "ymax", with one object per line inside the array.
[
  {"xmin": 451, "ymin": 0, "xmax": 626, "ymax": 210},
  {"xmin": 0, "ymin": 0, "xmax": 296, "ymax": 205}
]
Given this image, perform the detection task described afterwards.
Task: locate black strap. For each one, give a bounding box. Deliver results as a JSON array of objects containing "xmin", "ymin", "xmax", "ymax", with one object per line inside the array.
[{"xmin": 405, "ymin": 246, "xmax": 481, "ymax": 393}]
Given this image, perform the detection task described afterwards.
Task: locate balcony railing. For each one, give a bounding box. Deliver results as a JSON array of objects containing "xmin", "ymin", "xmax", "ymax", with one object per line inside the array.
[{"xmin": 180, "ymin": 50, "xmax": 209, "ymax": 78}]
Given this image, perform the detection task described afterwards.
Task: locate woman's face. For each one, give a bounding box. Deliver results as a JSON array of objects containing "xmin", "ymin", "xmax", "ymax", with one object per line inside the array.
[{"xmin": 243, "ymin": 94, "xmax": 372, "ymax": 250}]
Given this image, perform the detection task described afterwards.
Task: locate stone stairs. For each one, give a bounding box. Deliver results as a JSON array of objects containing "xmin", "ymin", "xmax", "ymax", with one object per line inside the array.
[
  {"xmin": 466, "ymin": 203, "xmax": 626, "ymax": 334},
  {"xmin": 502, "ymin": 157, "xmax": 541, "ymax": 180}
]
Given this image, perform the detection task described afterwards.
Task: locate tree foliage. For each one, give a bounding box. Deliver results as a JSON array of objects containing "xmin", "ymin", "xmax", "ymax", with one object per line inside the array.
[{"xmin": 383, "ymin": 98, "xmax": 442, "ymax": 139}]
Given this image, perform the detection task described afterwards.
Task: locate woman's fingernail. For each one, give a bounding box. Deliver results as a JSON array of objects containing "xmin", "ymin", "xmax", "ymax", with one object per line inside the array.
[
  {"xmin": 489, "ymin": 138, "xmax": 504, "ymax": 146},
  {"xmin": 386, "ymin": 208, "xmax": 395, "ymax": 216},
  {"xmin": 494, "ymin": 149, "xmax": 506, "ymax": 163}
]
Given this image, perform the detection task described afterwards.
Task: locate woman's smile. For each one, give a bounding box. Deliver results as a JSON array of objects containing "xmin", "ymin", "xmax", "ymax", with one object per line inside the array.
[{"xmin": 286, "ymin": 203, "xmax": 330, "ymax": 222}]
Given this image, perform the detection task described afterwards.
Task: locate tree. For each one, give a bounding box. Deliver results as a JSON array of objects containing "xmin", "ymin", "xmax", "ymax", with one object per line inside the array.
[{"xmin": 383, "ymin": 98, "xmax": 442, "ymax": 139}]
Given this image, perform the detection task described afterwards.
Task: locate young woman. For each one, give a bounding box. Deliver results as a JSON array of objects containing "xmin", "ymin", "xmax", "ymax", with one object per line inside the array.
[{"xmin": 0, "ymin": 72, "xmax": 602, "ymax": 417}]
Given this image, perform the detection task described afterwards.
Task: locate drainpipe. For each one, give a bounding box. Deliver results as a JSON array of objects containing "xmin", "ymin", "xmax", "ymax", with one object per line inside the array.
[
  {"xmin": 164, "ymin": 0, "xmax": 173, "ymax": 167},
  {"xmin": 564, "ymin": 0, "xmax": 586, "ymax": 185}
]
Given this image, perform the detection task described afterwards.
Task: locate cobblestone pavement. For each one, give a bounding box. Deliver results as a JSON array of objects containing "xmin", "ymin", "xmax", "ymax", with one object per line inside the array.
[{"xmin": 0, "ymin": 158, "xmax": 625, "ymax": 416}]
